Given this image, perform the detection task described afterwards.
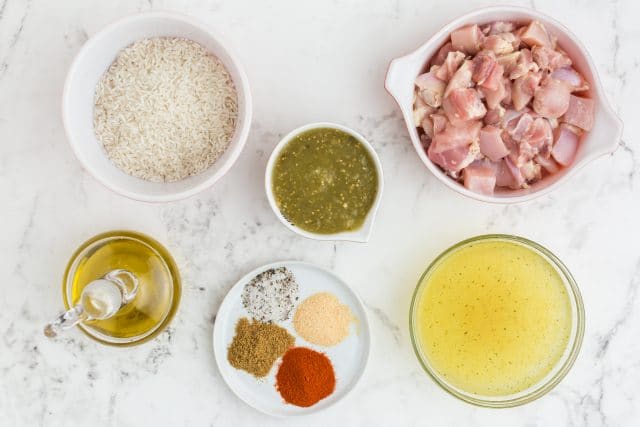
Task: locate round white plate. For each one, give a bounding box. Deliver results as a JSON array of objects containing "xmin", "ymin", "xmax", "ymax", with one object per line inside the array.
[{"xmin": 213, "ymin": 261, "xmax": 370, "ymax": 416}]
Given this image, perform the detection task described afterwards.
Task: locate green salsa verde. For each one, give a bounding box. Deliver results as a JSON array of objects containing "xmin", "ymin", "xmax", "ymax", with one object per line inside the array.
[{"xmin": 272, "ymin": 128, "xmax": 379, "ymax": 234}]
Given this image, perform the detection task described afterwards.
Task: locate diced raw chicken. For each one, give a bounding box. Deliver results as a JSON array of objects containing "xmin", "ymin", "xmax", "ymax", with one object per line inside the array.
[
  {"xmin": 511, "ymin": 71, "xmax": 542, "ymax": 111},
  {"xmin": 503, "ymin": 128, "xmax": 537, "ymax": 167},
  {"xmin": 520, "ymin": 21, "xmax": 552, "ymax": 47},
  {"xmin": 416, "ymin": 19, "xmax": 592, "ymax": 194},
  {"xmin": 532, "ymin": 46, "xmax": 571, "ymax": 71},
  {"xmin": 415, "ymin": 71, "xmax": 447, "ymax": 108},
  {"xmin": 431, "ymin": 114, "xmax": 448, "ymax": 134},
  {"xmin": 520, "ymin": 160, "xmax": 542, "ymax": 182},
  {"xmin": 495, "ymin": 159, "xmax": 516, "ymax": 187},
  {"xmin": 485, "ymin": 21, "xmax": 517, "ymax": 36},
  {"xmin": 501, "ymin": 129, "xmax": 518, "ymax": 151},
  {"xmin": 413, "ymin": 92, "xmax": 435, "ymax": 126},
  {"xmin": 479, "ymin": 125, "xmax": 510, "ymax": 161},
  {"xmin": 562, "ymin": 95, "xmax": 595, "ymax": 131},
  {"xmin": 481, "ymin": 79, "xmax": 507, "ymax": 110},
  {"xmin": 475, "ymin": 157, "xmax": 500, "ymax": 171},
  {"xmin": 505, "ymin": 117, "xmax": 552, "ymax": 165},
  {"xmin": 504, "ymin": 157, "xmax": 525, "ymax": 188},
  {"xmin": 527, "ymin": 117, "xmax": 553, "ymax": 149},
  {"xmin": 509, "ymin": 112, "xmax": 534, "ymax": 142},
  {"xmin": 484, "ymin": 105, "xmax": 506, "ymax": 126},
  {"xmin": 551, "ymin": 124, "xmax": 580, "ymax": 165},
  {"xmin": 428, "ymin": 143, "xmax": 478, "ymax": 172},
  {"xmin": 432, "ymin": 42, "xmax": 455, "ymax": 66},
  {"xmin": 415, "ymin": 72, "xmax": 438, "ymax": 90},
  {"xmin": 535, "ymin": 154, "xmax": 560, "ymax": 173},
  {"xmin": 442, "ymin": 88, "xmax": 487, "ymax": 123},
  {"xmin": 479, "ymin": 64, "xmax": 504, "ymax": 91},
  {"xmin": 537, "ymin": 143, "xmax": 552, "ymax": 159},
  {"xmin": 502, "ymin": 78, "xmax": 513, "ymax": 106},
  {"xmin": 533, "ymin": 78, "xmax": 572, "ymax": 118},
  {"xmin": 451, "ymin": 24, "xmax": 484, "ymax": 54},
  {"xmin": 421, "ymin": 116, "xmax": 434, "ymax": 139},
  {"xmin": 503, "ymin": 108, "xmax": 528, "ymax": 126},
  {"xmin": 463, "ymin": 164, "xmax": 497, "ymax": 195},
  {"xmin": 515, "ymin": 141, "xmax": 538, "ymax": 166},
  {"xmin": 435, "ymin": 51, "xmax": 466, "ymax": 82},
  {"xmin": 509, "ymin": 49, "xmax": 539, "ymax": 80},
  {"xmin": 460, "ymin": 141, "xmax": 482, "ymax": 172},
  {"xmin": 472, "ymin": 51, "xmax": 497, "ymax": 85},
  {"xmin": 430, "ymin": 121, "xmax": 482, "ymax": 153},
  {"xmin": 483, "ymin": 33, "xmax": 517, "ymax": 55},
  {"xmin": 444, "ymin": 60, "xmax": 474, "ymax": 98},
  {"xmin": 414, "ymin": 108, "xmax": 428, "ymax": 127},
  {"xmin": 549, "ymin": 67, "xmax": 590, "ymax": 92},
  {"xmin": 496, "ymin": 52, "xmax": 520, "ymax": 76},
  {"xmin": 429, "ymin": 145, "xmax": 463, "ymax": 171}
]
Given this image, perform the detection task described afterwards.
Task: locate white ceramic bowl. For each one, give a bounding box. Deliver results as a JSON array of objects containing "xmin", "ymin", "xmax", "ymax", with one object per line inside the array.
[
  {"xmin": 63, "ymin": 11, "xmax": 252, "ymax": 202},
  {"xmin": 265, "ymin": 123, "xmax": 384, "ymax": 243},
  {"xmin": 385, "ymin": 6, "xmax": 623, "ymax": 204}
]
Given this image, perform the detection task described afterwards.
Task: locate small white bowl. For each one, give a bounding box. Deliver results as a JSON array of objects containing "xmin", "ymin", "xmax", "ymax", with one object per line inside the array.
[
  {"xmin": 385, "ymin": 6, "xmax": 623, "ymax": 204},
  {"xmin": 62, "ymin": 11, "xmax": 252, "ymax": 202},
  {"xmin": 265, "ymin": 123, "xmax": 384, "ymax": 243}
]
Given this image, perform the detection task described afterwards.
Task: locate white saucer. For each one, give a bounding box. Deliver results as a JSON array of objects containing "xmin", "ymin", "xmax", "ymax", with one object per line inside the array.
[{"xmin": 212, "ymin": 261, "xmax": 370, "ymax": 416}]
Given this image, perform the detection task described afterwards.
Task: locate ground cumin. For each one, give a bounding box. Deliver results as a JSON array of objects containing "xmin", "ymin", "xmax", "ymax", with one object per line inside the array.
[
  {"xmin": 227, "ymin": 318, "xmax": 294, "ymax": 377},
  {"xmin": 275, "ymin": 347, "xmax": 336, "ymax": 407}
]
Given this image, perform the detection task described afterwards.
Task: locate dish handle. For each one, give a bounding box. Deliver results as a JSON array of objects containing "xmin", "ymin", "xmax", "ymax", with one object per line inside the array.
[
  {"xmin": 581, "ymin": 99, "xmax": 624, "ymax": 160},
  {"xmin": 384, "ymin": 51, "xmax": 424, "ymax": 108}
]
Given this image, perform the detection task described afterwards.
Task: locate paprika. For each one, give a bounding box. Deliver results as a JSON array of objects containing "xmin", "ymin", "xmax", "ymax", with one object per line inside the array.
[{"xmin": 275, "ymin": 347, "xmax": 336, "ymax": 407}]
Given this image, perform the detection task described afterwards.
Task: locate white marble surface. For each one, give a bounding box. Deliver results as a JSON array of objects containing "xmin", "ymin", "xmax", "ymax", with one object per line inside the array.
[{"xmin": 1, "ymin": 0, "xmax": 638, "ymax": 425}]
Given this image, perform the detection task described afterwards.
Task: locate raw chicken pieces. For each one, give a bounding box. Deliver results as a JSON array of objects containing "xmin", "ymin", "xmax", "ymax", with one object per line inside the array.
[{"xmin": 413, "ymin": 20, "xmax": 594, "ymax": 196}]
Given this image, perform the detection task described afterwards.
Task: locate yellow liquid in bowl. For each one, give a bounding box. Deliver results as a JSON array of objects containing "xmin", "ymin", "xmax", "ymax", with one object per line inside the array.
[{"xmin": 415, "ymin": 240, "xmax": 572, "ymax": 396}]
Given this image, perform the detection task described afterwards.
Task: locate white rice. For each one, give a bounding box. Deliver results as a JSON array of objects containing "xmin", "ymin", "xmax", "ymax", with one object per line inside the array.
[{"xmin": 93, "ymin": 37, "xmax": 238, "ymax": 182}]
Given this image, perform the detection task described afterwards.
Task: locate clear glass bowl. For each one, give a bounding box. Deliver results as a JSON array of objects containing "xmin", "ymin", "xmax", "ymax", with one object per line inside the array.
[
  {"xmin": 409, "ymin": 234, "xmax": 584, "ymax": 407},
  {"xmin": 62, "ymin": 230, "xmax": 181, "ymax": 346}
]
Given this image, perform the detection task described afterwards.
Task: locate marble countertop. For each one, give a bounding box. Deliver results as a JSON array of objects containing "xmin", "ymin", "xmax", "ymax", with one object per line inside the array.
[{"xmin": 1, "ymin": 0, "xmax": 638, "ymax": 426}]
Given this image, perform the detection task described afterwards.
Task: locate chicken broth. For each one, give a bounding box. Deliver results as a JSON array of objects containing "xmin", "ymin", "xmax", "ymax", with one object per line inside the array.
[
  {"xmin": 272, "ymin": 128, "xmax": 378, "ymax": 234},
  {"xmin": 414, "ymin": 239, "xmax": 572, "ymax": 396}
]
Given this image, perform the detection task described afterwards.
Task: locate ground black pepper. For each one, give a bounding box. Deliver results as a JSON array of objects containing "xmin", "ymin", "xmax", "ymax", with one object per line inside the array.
[{"xmin": 241, "ymin": 267, "xmax": 299, "ymax": 322}]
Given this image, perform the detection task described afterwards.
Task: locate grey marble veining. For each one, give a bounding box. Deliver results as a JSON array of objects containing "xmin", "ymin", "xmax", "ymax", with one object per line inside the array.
[{"xmin": 1, "ymin": 0, "xmax": 639, "ymax": 426}]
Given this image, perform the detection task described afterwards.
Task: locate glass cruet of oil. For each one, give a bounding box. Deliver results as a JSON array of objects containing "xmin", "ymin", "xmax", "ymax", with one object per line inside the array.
[
  {"xmin": 45, "ymin": 269, "xmax": 139, "ymax": 338},
  {"xmin": 45, "ymin": 230, "xmax": 181, "ymax": 346}
]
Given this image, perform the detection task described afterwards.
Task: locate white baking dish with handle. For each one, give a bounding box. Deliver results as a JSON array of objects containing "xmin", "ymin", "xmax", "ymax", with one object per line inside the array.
[{"xmin": 385, "ymin": 6, "xmax": 623, "ymax": 203}]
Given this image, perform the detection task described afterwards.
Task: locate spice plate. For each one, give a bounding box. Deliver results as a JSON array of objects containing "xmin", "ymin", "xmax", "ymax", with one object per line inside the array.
[{"xmin": 212, "ymin": 261, "xmax": 370, "ymax": 416}]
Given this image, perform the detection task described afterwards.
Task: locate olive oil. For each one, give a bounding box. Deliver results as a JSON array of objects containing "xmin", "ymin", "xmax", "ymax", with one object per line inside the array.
[
  {"xmin": 415, "ymin": 239, "xmax": 572, "ymax": 396},
  {"xmin": 64, "ymin": 231, "xmax": 180, "ymax": 344}
]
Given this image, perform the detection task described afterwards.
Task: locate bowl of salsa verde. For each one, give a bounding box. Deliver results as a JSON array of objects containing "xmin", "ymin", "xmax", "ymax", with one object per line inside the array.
[{"xmin": 265, "ymin": 123, "xmax": 383, "ymax": 242}]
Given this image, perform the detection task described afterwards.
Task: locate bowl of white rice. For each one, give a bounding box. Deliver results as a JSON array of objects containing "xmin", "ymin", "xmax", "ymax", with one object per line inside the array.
[{"xmin": 63, "ymin": 11, "xmax": 252, "ymax": 202}]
